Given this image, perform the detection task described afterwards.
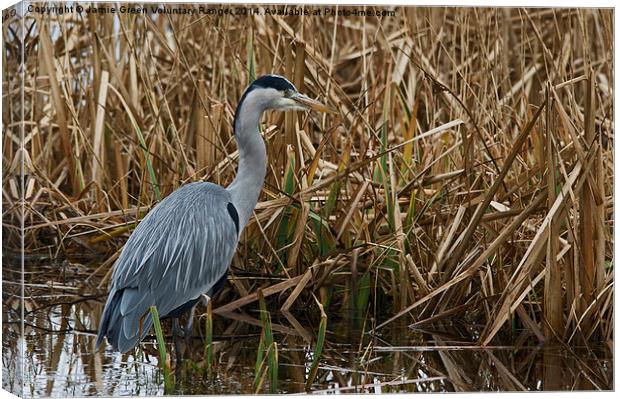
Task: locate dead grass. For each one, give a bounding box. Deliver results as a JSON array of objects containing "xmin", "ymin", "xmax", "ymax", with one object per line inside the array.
[{"xmin": 2, "ymin": 5, "xmax": 614, "ymax": 351}]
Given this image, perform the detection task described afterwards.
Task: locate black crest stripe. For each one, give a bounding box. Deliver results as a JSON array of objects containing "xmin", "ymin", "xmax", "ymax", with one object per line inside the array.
[{"xmin": 254, "ymin": 75, "xmax": 296, "ymax": 91}]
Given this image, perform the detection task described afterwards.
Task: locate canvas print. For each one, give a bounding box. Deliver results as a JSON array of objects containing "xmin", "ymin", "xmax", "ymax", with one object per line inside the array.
[{"xmin": 1, "ymin": 1, "xmax": 614, "ymax": 396}]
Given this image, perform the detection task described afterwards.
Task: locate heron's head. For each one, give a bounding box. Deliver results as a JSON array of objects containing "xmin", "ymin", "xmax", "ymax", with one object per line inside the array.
[{"xmin": 237, "ymin": 75, "xmax": 336, "ymax": 116}]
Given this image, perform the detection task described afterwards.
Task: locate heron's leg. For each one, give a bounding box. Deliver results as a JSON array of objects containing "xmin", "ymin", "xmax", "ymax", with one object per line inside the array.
[
  {"xmin": 172, "ymin": 318, "xmax": 184, "ymax": 370},
  {"xmin": 191, "ymin": 294, "xmax": 213, "ymax": 355},
  {"xmin": 184, "ymin": 304, "xmax": 197, "ymax": 356}
]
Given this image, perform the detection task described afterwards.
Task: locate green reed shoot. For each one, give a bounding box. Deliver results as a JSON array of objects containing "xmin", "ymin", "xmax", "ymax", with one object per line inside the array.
[
  {"xmin": 261, "ymin": 290, "xmax": 279, "ymax": 394},
  {"xmin": 306, "ymin": 304, "xmax": 328, "ymax": 391},
  {"xmin": 253, "ymin": 289, "xmax": 278, "ymax": 394},
  {"xmin": 247, "ymin": 29, "xmax": 256, "ymax": 83},
  {"xmin": 134, "ymin": 125, "xmax": 161, "ymax": 202},
  {"xmin": 356, "ymin": 273, "xmax": 371, "ymax": 315},
  {"xmin": 253, "ymin": 330, "xmax": 268, "ymax": 393},
  {"xmin": 149, "ymin": 306, "xmax": 172, "ymax": 393},
  {"xmin": 275, "ymin": 147, "xmax": 297, "ymax": 259}
]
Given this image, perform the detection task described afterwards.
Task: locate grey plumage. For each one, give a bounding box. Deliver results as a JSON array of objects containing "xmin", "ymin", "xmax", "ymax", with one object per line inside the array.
[
  {"xmin": 96, "ymin": 74, "xmax": 334, "ymax": 353},
  {"xmin": 96, "ymin": 183, "xmax": 238, "ymax": 352}
]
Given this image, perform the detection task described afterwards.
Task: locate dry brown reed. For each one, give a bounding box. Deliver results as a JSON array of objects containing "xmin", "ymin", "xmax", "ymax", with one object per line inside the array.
[{"xmin": 2, "ymin": 5, "xmax": 614, "ymax": 352}]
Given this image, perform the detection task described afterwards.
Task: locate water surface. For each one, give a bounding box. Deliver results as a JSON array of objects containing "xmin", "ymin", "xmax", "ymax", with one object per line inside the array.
[{"xmin": 2, "ymin": 258, "xmax": 613, "ymax": 396}]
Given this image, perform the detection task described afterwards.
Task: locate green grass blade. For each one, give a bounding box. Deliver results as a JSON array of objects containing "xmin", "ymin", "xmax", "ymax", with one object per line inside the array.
[
  {"xmin": 253, "ymin": 332, "xmax": 266, "ymax": 391},
  {"xmin": 404, "ymin": 190, "xmax": 417, "ymax": 231},
  {"xmin": 149, "ymin": 306, "xmax": 172, "ymax": 393},
  {"xmin": 247, "ymin": 29, "xmax": 256, "ymax": 83},
  {"xmin": 269, "ymin": 342, "xmax": 278, "ymax": 394},
  {"xmin": 283, "ymin": 147, "xmax": 296, "ymax": 195},
  {"xmin": 134, "ymin": 126, "xmax": 161, "ymax": 201},
  {"xmin": 324, "ymin": 139, "xmax": 351, "ymax": 219},
  {"xmin": 75, "ymin": 159, "xmax": 85, "ymax": 192},
  {"xmin": 309, "ymin": 208, "xmax": 335, "ymax": 257},
  {"xmin": 275, "ymin": 149, "xmax": 297, "ymax": 262},
  {"xmin": 257, "ymin": 290, "xmax": 278, "ymax": 393},
  {"xmin": 323, "ymin": 181, "xmax": 340, "ymax": 218},
  {"xmin": 106, "ymin": 84, "xmax": 160, "ymax": 201},
  {"xmin": 306, "ymin": 307, "xmax": 327, "ymax": 391},
  {"xmin": 356, "ymin": 272, "xmax": 371, "ymax": 314}
]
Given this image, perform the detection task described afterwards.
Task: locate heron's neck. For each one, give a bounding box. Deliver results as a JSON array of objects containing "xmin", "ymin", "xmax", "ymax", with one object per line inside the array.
[{"xmin": 226, "ymin": 104, "xmax": 267, "ymax": 232}]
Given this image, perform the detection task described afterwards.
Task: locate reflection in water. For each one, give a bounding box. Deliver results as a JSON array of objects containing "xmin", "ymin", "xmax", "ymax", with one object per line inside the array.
[{"xmin": 2, "ymin": 259, "xmax": 613, "ymax": 396}]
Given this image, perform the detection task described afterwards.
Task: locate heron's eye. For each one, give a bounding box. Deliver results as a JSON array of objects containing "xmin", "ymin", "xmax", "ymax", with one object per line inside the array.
[{"xmin": 284, "ymin": 89, "xmax": 294, "ymax": 97}]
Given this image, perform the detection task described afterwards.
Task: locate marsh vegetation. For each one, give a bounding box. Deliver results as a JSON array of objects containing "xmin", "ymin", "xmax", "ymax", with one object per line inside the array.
[{"xmin": 2, "ymin": 4, "xmax": 614, "ymax": 394}]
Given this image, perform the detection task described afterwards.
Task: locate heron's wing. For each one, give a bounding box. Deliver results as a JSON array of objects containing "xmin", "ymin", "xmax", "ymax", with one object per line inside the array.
[
  {"xmin": 110, "ymin": 182, "xmax": 239, "ymax": 316},
  {"xmin": 97, "ymin": 182, "xmax": 240, "ymax": 351}
]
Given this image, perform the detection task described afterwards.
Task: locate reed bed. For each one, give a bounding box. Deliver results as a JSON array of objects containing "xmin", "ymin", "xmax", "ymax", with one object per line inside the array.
[{"xmin": 2, "ymin": 3, "xmax": 614, "ymax": 376}]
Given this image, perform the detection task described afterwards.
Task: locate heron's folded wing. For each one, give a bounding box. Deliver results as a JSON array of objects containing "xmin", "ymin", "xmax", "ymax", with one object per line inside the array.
[{"xmin": 109, "ymin": 182, "xmax": 239, "ymax": 316}]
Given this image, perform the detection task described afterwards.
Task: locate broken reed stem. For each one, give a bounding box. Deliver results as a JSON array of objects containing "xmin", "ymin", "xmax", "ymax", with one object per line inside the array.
[
  {"xmin": 543, "ymin": 85, "xmax": 563, "ymax": 340},
  {"xmin": 91, "ymin": 70, "xmax": 110, "ymax": 189},
  {"xmin": 578, "ymin": 72, "xmax": 596, "ymax": 330},
  {"xmin": 194, "ymin": 80, "xmax": 208, "ymax": 173},
  {"xmin": 39, "ymin": 22, "xmax": 79, "ymax": 195},
  {"xmin": 203, "ymin": 299, "xmax": 214, "ymax": 378}
]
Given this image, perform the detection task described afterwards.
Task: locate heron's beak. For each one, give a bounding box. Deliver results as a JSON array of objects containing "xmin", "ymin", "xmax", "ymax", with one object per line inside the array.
[{"xmin": 290, "ymin": 92, "xmax": 338, "ymax": 114}]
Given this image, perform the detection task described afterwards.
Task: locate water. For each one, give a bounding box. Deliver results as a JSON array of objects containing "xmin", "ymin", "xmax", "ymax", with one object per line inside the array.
[{"xmin": 2, "ymin": 258, "xmax": 613, "ymax": 396}]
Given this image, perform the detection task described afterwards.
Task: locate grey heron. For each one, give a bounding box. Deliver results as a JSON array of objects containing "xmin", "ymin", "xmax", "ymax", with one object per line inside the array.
[{"xmin": 96, "ymin": 75, "xmax": 334, "ymax": 355}]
